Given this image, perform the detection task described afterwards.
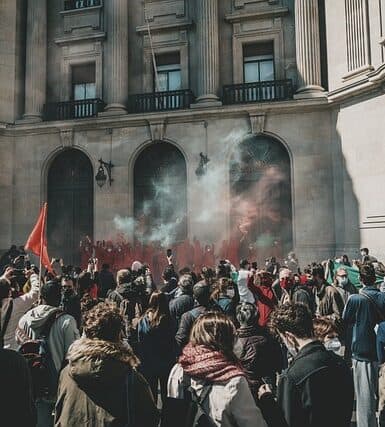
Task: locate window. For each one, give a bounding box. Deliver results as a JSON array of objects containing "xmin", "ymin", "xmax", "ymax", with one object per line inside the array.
[
  {"xmin": 243, "ymin": 42, "xmax": 274, "ymax": 83},
  {"xmin": 155, "ymin": 52, "xmax": 181, "ymax": 92},
  {"xmin": 72, "ymin": 63, "xmax": 96, "ymax": 100}
]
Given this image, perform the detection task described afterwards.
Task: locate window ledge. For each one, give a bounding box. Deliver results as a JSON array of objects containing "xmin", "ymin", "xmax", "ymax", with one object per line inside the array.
[
  {"xmin": 55, "ymin": 31, "xmax": 106, "ymax": 46},
  {"xmin": 225, "ymin": 7, "xmax": 289, "ymax": 23}
]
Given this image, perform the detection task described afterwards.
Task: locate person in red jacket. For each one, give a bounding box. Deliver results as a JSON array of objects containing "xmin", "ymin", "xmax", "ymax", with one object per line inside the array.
[{"xmin": 250, "ymin": 271, "xmax": 278, "ymax": 327}]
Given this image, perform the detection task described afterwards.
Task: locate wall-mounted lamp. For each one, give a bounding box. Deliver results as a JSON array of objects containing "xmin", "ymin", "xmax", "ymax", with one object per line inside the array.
[
  {"xmin": 95, "ymin": 158, "xmax": 114, "ymax": 187},
  {"xmin": 195, "ymin": 152, "xmax": 210, "ymax": 177}
]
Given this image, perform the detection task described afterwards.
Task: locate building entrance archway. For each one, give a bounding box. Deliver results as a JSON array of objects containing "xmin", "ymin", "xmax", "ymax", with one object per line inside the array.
[
  {"xmin": 134, "ymin": 142, "xmax": 187, "ymax": 245},
  {"xmin": 47, "ymin": 149, "xmax": 94, "ymax": 265},
  {"xmin": 229, "ymin": 134, "xmax": 292, "ymax": 263}
]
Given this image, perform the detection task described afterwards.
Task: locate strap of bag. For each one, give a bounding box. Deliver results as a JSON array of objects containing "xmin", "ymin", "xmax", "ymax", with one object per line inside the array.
[
  {"xmin": 0, "ymin": 299, "xmax": 13, "ymax": 347},
  {"xmin": 361, "ymin": 291, "xmax": 385, "ymax": 323},
  {"xmin": 40, "ymin": 310, "xmax": 65, "ymax": 339},
  {"xmin": 126, "ymin": 369, "xmax": 135, "ymax": 427}
]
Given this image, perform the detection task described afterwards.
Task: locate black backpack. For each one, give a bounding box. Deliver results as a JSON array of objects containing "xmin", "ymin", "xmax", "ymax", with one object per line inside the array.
[
  {"xmin": 161, "ymin": 376, "xmax": 216, "ymax": 427},
  {"xmin": 18, "ymin": 310, "xmax": 65, "ymax": 399},
  {"xmin": 185, "ymin": 382, "xmax": 216, "ymax": 427}
]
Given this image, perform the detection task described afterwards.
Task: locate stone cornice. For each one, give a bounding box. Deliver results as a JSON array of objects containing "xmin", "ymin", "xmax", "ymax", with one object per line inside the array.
[
  {"xmin": 0, "ymin": 98, "xmax": 330, "ymax": 137},
  {"xmin": 136, "ymin": 19, "xmax": 193, "ymax": 34},
  {"xmin": 328, "ymin": 63, "xmax": 385, "ymax": 103},
  {"xmin": 225, "ymin": 7, "xmax": 289, "ymax": 23}
]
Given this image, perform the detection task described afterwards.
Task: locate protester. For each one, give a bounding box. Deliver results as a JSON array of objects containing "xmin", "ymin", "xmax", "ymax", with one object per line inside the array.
[
  {"xmin": 251, "ymin": 271, "xmax": 278, "ymax": 327},
  {"xmin": 258, "ymin": 303, "xmax": 354, "ymax": 427},
  {"xmin": 343, "ymin": 263, "xmax": 385, "ymax": 427},
  {"xmin": 234, "ymin": 302, "xmax": 282, "ymax": 395},
  {"xmin": 98, "ymin": 263, "xmax": 116, "ymax": 298},
  {"xmin": 60, "ymin": 275, "xmax": 81, "ymax": 329},
  {"xmin": 175, "ymin": 281, "xmax": 219, "ymax": 351},
  {"xmin": 54, "ymin": 303, "xmax": 159, "ymax": 427},
  {"xmin": 313, "ymin": 317, "xmax": 342, "ymax": 353},
  {"xmin": 166, "ymin": 311, "xmax": 268, "ymax": 427},
  {"xmin": 0, "ymin": 347, "xmax": 36, "ymax": 427},
  {"xmin": 16, "ymin": 280, "xmax": 79, "ymax": 427},
  {"xmin": 237, "ymin": 259, "xmax": 255, "ymax": 304},
  {"xmin": 0, "ymin": 267, "xmax": 39, "ymax": 349},
  {"xmin": 333, "ymin": 266, "xmax": 358, "ymax": 304},
  {"xmin": 169, "ymin": 274, "xmax": 195, "ymax": 327},
  {"xmin": 138, "ymin": 291, "xmax": 177, "ymax": 406},
  {"xmin": 310, "ymin": 263, "xmax": 345, "ymax": 321},
  {"xmin": 211, "ymin": 277, "xmax": 240, "ymax": 322}
]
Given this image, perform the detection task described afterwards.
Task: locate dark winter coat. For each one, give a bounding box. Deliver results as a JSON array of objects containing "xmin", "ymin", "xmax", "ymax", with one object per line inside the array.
[
  {"xmin": 259, "ymin": 341, "xmax": 354, "ymax": 427},
  {"xmin": 0, "ymin": 348, "xmax": 36, "ymax": 427},
  {"xmin": 137, "ymin": 314, "xmax": 177, "ymax": 376},
  {"xmin": 98, "ymin": 269, "xmax": 116, "ymax": 299},
  {"xmin": 234, "ymin": 325, "xmax": 282, "ymax": 393},
  {"xmin": 169, "ymin": 293, "xmax": 194, "ymax": 327},
  {"xmin": 54, "ymin": 338, "xmax": 159, "ymax": 427}
]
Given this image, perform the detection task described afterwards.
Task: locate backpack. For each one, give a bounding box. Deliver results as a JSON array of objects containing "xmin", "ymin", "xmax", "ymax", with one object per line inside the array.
[
  {"xmin": 18, "ymin": 310, "xmax": 65, "ymax": 399},
  {"xmin": 184, "ymin": 379, "xmax": 216, "ymax": 427},
  {"xmin": 161, "ymin": 376, "xmax": 216, "ymax": 427}
]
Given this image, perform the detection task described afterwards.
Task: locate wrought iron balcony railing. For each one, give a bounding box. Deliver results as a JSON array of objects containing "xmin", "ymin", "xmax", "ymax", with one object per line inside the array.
[
  {"xmin": 128, "ymin": 89, "xmax": 195, "ymax": 113},
  {"xmin": 223, "ymin": 79, "xmax": 294, "ymax": 105},
  {"xmin": 64, "ymin": 0, "xmax": 101, "ymax": 10},
  {"xmin": 44, "ymin": 98, "xmax": 105, "ymax": 121}
]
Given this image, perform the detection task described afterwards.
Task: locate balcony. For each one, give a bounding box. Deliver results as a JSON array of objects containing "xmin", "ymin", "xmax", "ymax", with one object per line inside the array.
[
  {"xmin": 44, "ymin": 98, "xmax": 105, "ymax": 121},
  {"xmin": 128, "ymin": 89, "xmax": 195, "ymax": 114},
  {"xmin": 223, "ymin": 79, "xmax": 294, "ymax": 105},
  {"xmin": 64, "ymin": 0, "xmax": 101, "ymax": 10}
]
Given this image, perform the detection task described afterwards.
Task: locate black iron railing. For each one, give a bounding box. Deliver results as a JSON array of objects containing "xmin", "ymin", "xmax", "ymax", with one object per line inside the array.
[
  {"xmin": 223, "ymin": 79, "xmax": 294, "ymax": 105},
  {"xmin": 64, "ymin": 0, "xmax": 101, "ymax": 10},
  {"xmin": 128, "ymin": 89, "xmax": 195, "ymax": 113},
  {"xmin": 44, "ymin": 98, "xmax": 105, "ymax": 121}
]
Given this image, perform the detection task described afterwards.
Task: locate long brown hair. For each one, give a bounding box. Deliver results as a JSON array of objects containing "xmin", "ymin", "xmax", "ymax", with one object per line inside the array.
[
  {"xmin": 145, "ymin": 291, "xmax": 170, "ymax": 328},
  {"xmin": 190, "ymin": 311, "xmax": 238, "ymax": 363}
]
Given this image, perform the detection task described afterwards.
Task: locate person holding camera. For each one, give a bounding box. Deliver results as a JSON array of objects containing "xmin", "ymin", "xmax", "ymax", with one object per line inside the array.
[{"xmin": 0, "ymin": 266, "xmax": 40, "ymax": 350}]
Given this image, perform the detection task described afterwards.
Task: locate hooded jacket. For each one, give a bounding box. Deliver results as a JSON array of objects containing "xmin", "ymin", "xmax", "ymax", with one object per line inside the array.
[
  {"xmin": 1, "ymin": 272, "xmax": 39, "ymax": 350},
  {"xmin": 16, "ymin": 304, "xmax": 79, "ymax": 372},
  {"xmin": 54, "ymin": 338, "xmax": 159, "ymax": 427}
]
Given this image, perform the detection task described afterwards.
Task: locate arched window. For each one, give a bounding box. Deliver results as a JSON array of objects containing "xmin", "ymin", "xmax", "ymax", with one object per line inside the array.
[
  {"xmin": 47, "ymin": 149, "xmax": 93, "ymax": 265},
  {"xmin": 134, "ymin": 143, "xmax": 187, "ymax": 244},
  {"xmin": 230, "ymin": 134, "xmax": 292, "ymax": 262}
]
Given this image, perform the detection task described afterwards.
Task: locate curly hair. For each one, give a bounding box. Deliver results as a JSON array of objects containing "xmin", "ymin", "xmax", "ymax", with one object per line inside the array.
[
  {"xmin": 83, "ymin": 302, "xmax": 125, "ymax": 342},
  {"xmin": 268, "ymin": 303, "xmax": 314, "ymax": 339}
]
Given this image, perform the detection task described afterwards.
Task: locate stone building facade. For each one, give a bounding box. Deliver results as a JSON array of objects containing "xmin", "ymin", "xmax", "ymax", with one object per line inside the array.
[{"xmin": 0, "ymin": 0, "xmax": 384, "ymax": 265}]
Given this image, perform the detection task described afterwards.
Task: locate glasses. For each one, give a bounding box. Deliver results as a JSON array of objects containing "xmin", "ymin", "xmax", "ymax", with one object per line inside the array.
[{"xmin": 338, "ymin": 274, "xmax": 348, "ymax": 278}]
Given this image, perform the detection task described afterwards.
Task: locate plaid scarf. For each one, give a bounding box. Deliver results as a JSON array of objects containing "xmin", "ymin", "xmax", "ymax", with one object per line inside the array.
[{"xmin": 179, "ymin": 344, "xmax": 245, "ymax": 383}]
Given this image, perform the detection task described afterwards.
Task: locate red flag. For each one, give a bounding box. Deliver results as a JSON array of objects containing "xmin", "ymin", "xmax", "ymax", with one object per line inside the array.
[{"xmin": 25, "ymin": 203, "xmax": 53, "ymax": 272}]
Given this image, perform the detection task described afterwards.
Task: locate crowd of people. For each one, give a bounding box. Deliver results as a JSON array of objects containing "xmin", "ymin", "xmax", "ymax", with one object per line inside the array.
[{"xmin": 0, "ymin": 244, "xmax": 385, "ymax": 427}]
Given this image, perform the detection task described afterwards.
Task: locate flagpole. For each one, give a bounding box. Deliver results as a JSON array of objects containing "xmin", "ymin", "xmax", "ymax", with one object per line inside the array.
[{"xmin": 38, "ymin": 203, "xmax": 46, "ymax": 291}]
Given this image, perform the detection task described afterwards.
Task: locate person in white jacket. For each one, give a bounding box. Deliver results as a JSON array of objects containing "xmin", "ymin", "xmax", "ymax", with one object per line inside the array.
[
  {"xmin": 166, "ymin": 312, "xmax": 267, "ymax": 427},
  {"xmin": 237, "ymin": 259, "xmax": 255, "ymax": 304},
  {"xmin": 0, "ymin": 267, "xmax": 39, "ymax": 350}
]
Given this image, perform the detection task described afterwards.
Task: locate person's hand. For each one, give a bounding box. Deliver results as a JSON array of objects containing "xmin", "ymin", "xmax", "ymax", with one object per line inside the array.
[
  {"xmin": 258, "ymin": 384, "xmax": 272, "ymax": 400},
  {"xmin": 2, "ymin": 266, "xmax": 15, "ymax": 282}
]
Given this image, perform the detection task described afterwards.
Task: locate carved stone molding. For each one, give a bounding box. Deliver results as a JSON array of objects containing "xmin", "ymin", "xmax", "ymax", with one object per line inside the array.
[
  {"xmin": 60, "ymin": 128, "xmax": 74, "ymax": 147},
  {"xmin": 147, "ymin": 119, "xmax": 168, "ymax": 141},
  {"xmin": 248, "ymin": 112, "xmax": 266, "ymax": 134}
]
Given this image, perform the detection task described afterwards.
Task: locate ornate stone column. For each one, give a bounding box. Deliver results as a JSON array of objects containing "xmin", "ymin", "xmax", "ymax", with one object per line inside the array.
[
  {"xmin": 193, "ymin": 0, "xmax": 221, "ymax": 106},
  {"xmin": 294, "ymin": 0, "xmax": 325, "ymax": 97},
  {"xmin": 103, "ymin": 0, "xmax": 128, "ymax": 114},
  {"xmin": 23, "ymin": 0, "xmax": 47, "ymax": 122}
]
